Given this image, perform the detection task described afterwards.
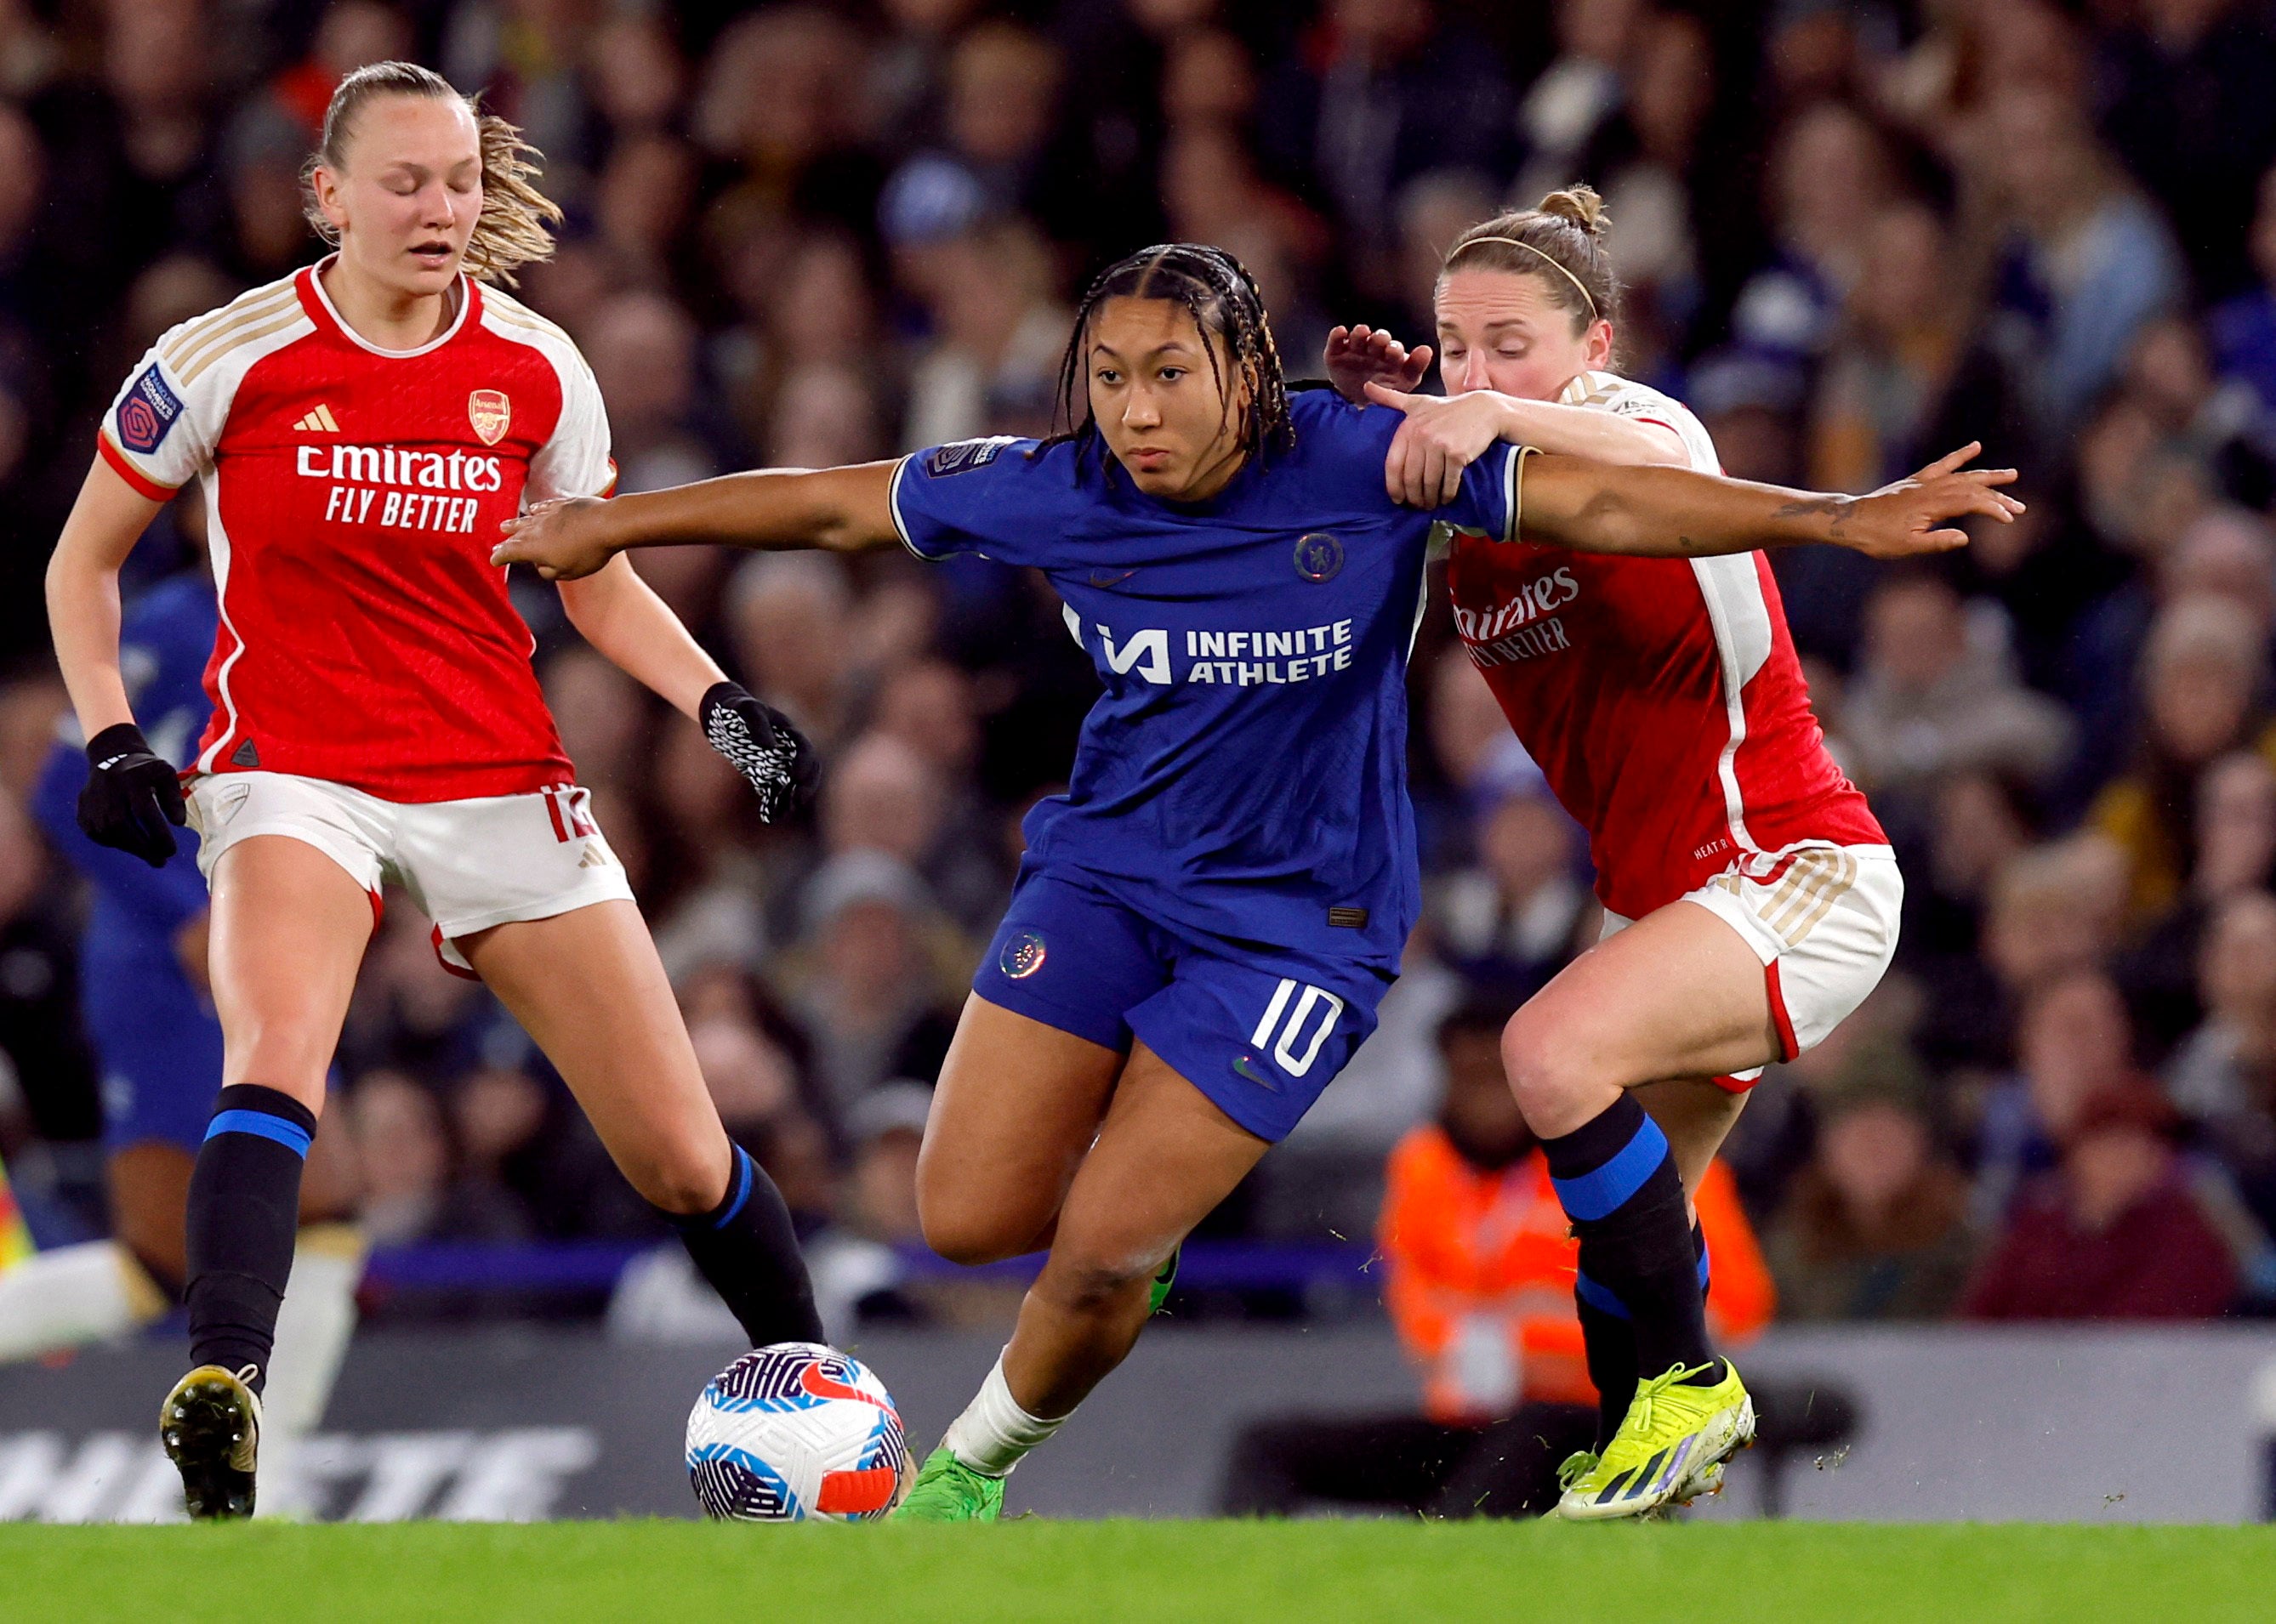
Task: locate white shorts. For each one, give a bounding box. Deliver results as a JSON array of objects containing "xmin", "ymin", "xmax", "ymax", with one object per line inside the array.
[
  {"xmin": 1600, "ymin": 843, "xmax": 1903, "ymax": 1092},
  {"xmin": 185, "ymin": 770, "xmax": 634, "ymax": 974}
]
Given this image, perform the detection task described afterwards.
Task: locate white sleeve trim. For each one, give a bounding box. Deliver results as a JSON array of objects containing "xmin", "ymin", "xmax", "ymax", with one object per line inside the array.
[
  {"xmin": 888, "ymin": 455, "xmax": 932, "ymax": 560},
  {"xmin": 1505, "ymin": 444, "xmax": 1533, "ymax": 543}
]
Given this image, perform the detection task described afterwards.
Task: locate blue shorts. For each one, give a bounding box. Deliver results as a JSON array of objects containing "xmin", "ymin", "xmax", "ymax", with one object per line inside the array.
[
  {"xmin": 84, "ymin": 942, "xmax": 223, "ymax": 1156},
  {"xmin": 970, "ymin": 864, "xmax": 1395, "ymax": 1143}
]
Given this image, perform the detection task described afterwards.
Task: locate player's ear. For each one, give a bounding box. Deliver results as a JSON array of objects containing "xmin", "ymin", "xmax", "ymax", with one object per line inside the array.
[{"xmin": 310, "ymin": 162, "xmax": 350, "ymax": 236}]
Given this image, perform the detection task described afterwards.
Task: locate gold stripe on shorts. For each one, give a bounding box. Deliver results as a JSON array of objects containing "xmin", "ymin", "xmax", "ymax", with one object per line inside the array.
[{"xmin": 1760, "ymin": 848, "xmax": 1858, "ymax": 947}]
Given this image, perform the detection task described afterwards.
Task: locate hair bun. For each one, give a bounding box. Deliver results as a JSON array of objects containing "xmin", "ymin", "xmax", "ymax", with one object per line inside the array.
[{"xmin": 1537, "ymin": 184, "xmax": 1609, "ymax": 240}]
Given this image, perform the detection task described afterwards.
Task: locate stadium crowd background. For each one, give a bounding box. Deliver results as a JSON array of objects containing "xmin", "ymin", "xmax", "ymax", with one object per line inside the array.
[{"xmin": 3, "ymin": 0, "xmax": 2276, "ymax": 1334}]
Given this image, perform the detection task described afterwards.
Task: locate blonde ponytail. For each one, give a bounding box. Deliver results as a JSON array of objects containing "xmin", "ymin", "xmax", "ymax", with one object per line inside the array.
[{"xmin": 461, "ymin": 109, "xmax": 564, "ymax": 286}]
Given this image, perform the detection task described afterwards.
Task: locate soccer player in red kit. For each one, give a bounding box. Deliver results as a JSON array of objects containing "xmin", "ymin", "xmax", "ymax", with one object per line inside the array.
[
  {"xmin": 1329, "ymin": 186, "xmax": 2000, "ymax": 1517},
  {"xmin": 46, "ymin": 62, "xmax": 825, "ymax": 1519}
]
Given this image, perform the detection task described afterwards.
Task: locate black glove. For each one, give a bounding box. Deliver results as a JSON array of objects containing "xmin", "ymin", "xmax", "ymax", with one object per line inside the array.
[
  {"xmin": 699, "ymin": 682, "xmax": 819, "ymax": 824},
  {"xmin": 78, "ymin": 722, "xmax": 187, "ymax": 868}
]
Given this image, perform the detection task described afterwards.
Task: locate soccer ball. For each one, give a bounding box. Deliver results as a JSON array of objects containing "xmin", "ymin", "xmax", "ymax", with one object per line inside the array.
[{"xmin": 685, "ymin": 1343, "xmax": 913, "ymax": 1522}]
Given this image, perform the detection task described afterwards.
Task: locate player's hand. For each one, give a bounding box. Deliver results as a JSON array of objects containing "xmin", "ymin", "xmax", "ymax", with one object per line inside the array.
[
  {"xmin": 493, "ymin": 496, "xmax": 617, "ymax": 581},
  {"xmin": 1324, "ymin": 325, "xmax": 1433, "ymax": 406},
  {"xmin": 78, "ymin": 722, "xmax": 185, "ymax": 868},
  {"xmin": 1826, "ymin": 443, "xmax": 2025, "ymax": 559},
  {"xmin": 1364, "ymin": 382, "xmax": 1508, "ymax": 509},
  {"xmin": 700, "ymin": 682, "xmax": 820, "ymax": 824}
]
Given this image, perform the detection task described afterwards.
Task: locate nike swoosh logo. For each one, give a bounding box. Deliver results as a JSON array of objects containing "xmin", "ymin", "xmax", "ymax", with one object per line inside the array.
[
  {"xmin": 1232, "ymin": 1055, "xmax": 1277, "ymax": 1089},
  {"xmin": 1088, "ymin": 568, "xmax": 1141, "ymax": 588},
  {"xmin": 799, "ymin": 1362, "xmax": 891, "ymax": 1409}
]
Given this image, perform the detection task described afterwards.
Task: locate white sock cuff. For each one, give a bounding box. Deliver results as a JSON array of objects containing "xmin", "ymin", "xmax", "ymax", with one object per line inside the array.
[{"xmin": 942, "ymin": 1351, "xmax": 1066, "ymax": 1477}]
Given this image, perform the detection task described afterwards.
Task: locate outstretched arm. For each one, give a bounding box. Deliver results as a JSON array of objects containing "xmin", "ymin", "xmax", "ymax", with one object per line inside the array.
[
  {"xmin": 492, "ymin": 461, "xmax": 904, "ymax": 581},
  {"xmin": 1516, "ymin": 444, "xmax": 2023, "ymax": 561},
  {"xmin": 1364, "ymin": 382, "xmax": 1688, "ymax": 506}
]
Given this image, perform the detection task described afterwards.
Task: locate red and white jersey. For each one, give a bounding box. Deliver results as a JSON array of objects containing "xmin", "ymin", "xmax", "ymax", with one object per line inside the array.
[
  {"xmin": 1445, "ymin": 371, "xmax": 1885, "ymax": 922},
  {"xmin": 98, "ymin": 258, "xmax": 616, "ymax": 802}
]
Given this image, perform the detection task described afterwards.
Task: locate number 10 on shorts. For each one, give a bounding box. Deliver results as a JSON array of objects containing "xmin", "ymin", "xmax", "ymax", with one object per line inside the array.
[{"xmin": 1250, "ymin": 978, "xmax": 1346, "ymax": 1078}]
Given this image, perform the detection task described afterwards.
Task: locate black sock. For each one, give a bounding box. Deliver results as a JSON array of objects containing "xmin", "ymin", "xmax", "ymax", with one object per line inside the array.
[
  {"xmin": 667, "ymin": 1145, "xmax": 825, "ymax": 1347},
  {"xmin": 1577, "ymin": 1218, "xmax": 1713, "ymax": 1449},
  {"xmin": 184, "ymin": 1085, "xmax": 316, "ymax": 1393},
  {"xmin": 1543, "ymin": 1095, "xmax": 1716, "ymax": 1387},
  {"xmin": 1574, "ymin": 1284, "xmax": 1636, "ymax": 1453}
]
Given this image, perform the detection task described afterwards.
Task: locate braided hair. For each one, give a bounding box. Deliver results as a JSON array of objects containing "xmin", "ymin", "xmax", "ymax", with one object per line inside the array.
[{"xmin": 1041, "ymin": 242, "xmax": 1295, "ymax": 474}]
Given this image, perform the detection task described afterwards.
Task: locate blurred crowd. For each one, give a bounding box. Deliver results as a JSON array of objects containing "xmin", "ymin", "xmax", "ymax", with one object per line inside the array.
[{"xmin": 5, "ymin": 0, "xmax": 2276, "ymax": 1332}]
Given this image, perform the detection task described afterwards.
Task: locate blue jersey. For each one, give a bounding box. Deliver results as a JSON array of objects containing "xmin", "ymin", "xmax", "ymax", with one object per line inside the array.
[
  {"xmin": 32, "ymin": 571, "xmax": 222, "ymax": 1152},
  {"xmin": 891, "ymin": 389, "xmax": 1521, "ymax": 968}
]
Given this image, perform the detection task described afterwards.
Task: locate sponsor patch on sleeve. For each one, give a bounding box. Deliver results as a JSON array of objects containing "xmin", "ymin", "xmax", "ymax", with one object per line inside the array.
[
  {"xmin": 116, "ymin": 365, "xmax": 183, "ymax": 455},
  {"xmin": 924, "ymin": 435, "xmax": 1018, "ymax": 477}
]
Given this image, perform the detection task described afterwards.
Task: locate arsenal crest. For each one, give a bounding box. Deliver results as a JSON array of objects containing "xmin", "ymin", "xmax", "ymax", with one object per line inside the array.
[{"xmin": 468, "ymin": 389, "xmax": 510, "ymax": 446}]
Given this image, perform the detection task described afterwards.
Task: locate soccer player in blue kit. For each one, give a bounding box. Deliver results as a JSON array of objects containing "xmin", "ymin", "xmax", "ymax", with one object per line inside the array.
[{"xmin": 495, "ymin": 243, "xmax": 2019, "ymax": 1519}]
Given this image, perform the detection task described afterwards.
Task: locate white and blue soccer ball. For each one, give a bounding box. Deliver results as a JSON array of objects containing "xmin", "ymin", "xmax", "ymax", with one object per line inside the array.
[{"xmin": 686, "ymin": 1343, "xmax": 913, "ymax": 1522}]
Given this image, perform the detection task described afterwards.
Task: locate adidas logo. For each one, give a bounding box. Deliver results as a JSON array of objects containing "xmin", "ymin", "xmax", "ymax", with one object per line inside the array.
[
  {"xmin": 293, "ymin": 403, "xmax": 340, "ymax": 433},
  {"xmin": 577, "ymin": 843, "xmax": 610, "ymax": 869}
]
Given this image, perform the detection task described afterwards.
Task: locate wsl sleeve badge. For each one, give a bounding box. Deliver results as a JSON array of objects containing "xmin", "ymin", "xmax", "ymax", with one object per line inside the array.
[
  {"xmin": 924, "ymin": 435, "xmax": 1019, "ymax": 477},
  {"xmin": 117, "ymin": 365, "xmax": 184, "ymax": 453},
  {"xmin": 685, "ymin": 1343, "xmax": 913, "ymax": 1522}
]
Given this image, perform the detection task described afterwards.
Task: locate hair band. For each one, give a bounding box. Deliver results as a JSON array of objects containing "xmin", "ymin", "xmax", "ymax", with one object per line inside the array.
[{"xmin": 1448, "ymin": 235, "xmax": 1600, "ymax": 321}]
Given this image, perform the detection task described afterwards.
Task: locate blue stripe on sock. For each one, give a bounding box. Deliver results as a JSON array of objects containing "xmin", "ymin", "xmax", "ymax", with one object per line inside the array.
[
  {"xmin": 711, "ymin": 1147, "xmax": 754, "ymax": 1231},
  {"xmin": 204, "ymin": 1108, "xmax": 312, "ymax": 1158},
  {"xmin": 1551, "ymin": 1115, "xmax": 1670, "ymax": 1222},
  {"xmin": 1697, "ymin": 1241, "xmax": 1712, "ymax": 1293},
  {"xmin": 1575, "ymin": 1269, "xmax": 1631, "ymax": 1321}
]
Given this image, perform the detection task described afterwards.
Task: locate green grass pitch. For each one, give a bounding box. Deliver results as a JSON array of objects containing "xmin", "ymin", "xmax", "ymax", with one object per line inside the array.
[{"xmin": 5, "ymin": 1521, "xmax": 2273, "ymax": 1623}]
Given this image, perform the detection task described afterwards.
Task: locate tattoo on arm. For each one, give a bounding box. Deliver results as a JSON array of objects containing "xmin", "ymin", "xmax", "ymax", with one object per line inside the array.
[{"xmin": 1770, "ymin": 495, "xmax": 1858, "ymax": 538}]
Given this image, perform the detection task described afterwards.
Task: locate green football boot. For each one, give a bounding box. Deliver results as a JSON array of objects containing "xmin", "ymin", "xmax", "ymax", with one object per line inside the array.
[
  {"xmin": 890, "ymin": 1447, "xmax": 1006, "ymax": 1523},
  {"xmin": 160, "ymin": 1364, "xmax": 264, "ymax": 1521},
  {"xmin": 1554, "ymin": 1360, "xmax": 1753, "ymax": 1522},
  {"xmin": 1149, "ymin": 1246, "xmax": 1181, "ymax": 1315}
]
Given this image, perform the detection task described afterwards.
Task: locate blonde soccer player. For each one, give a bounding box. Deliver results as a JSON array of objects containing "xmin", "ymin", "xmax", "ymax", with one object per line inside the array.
[{"xmin": 48, "ymin": 61, "xmax": 823, "ymax": 1519}]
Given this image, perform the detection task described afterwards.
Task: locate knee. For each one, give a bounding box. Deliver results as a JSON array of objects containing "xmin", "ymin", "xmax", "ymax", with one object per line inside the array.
[
  {"xmin": 913, "ymin": 1149, "xmax": 1055, "ymax": 1265},
  {"xmin": 916, "ymin": 1193, "xmax": 1031, "ymax": 1268},
  {"xmin": 1499, "ymin": 1009, "xmax": 1593, "ymax": 1122}
]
